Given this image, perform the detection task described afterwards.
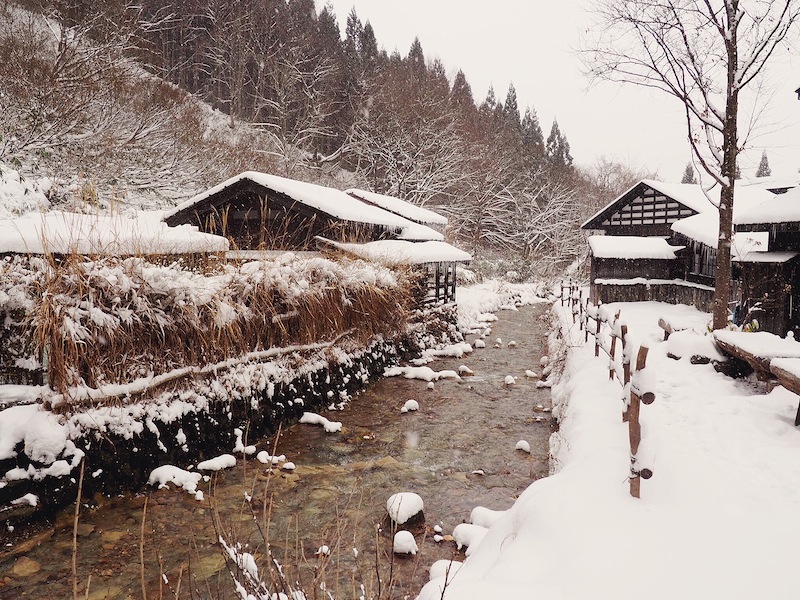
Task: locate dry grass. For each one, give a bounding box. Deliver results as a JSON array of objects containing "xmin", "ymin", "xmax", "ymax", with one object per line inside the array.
[{"xmin": 1, "ymin": 250, "xmax": 411, "ymax": 411}]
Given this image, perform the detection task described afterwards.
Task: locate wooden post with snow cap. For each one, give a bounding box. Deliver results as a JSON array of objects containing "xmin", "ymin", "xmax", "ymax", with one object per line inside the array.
[{"xmin": 629, "ymin": 344, "xmax": 655, "ymax": 499}]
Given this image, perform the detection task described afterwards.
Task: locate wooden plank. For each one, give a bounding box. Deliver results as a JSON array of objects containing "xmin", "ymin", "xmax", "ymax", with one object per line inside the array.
[{"xmin": 714, "ymin": 335, "xmax": 773, "ymax": 378}]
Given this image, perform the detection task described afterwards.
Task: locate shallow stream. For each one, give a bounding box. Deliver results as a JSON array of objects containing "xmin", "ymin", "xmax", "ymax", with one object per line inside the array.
[{"xmin": 1, "ymin": 302, "xmax": 556, "ymax": 599}]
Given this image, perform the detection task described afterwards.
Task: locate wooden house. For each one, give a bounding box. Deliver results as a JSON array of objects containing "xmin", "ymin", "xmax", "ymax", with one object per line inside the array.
[
  {"xmin": 734, "ymin": 188, "xmax": 800, "ymax": 335},
  {"xmin": 164, "ymin": 172, "xmax": 444, "ymax": 251},
  {"xmin": 165, "ymin": 172, "xmax": 471, "ymax": 305},
  {"xmin": 582, "ymin": 179, "xmax": 779, "ymax": 326},
  {"xmin": 582, "ymin": 180, "xmax": 714, "ymax": 306}
]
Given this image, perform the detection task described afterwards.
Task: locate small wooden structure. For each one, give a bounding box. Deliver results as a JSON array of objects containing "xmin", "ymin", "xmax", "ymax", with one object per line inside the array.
[
  {"xmin": 166, "ymin": 173, "xmax": 471, "ymax": 305},
  {"xmin": 735, "ymin": 189, "xmax": 800, "ymax": 336},
  {"xmin": 164, "ymin": 172, "xmax": 444, "ymax": 251},
  {"xmin": 318, "ymin": 238, "xmax": 471, "ymax": 305}
]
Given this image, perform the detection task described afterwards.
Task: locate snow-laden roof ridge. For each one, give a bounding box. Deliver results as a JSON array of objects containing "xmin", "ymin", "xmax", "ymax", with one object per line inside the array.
[
  {"xmin": 0, "ymin": 210, "xmax": 229, "ymax": 255},
  {"xmin": 736, "ymin": 186, "xmax": 800, "ymax": 226},
  {"xmin": 165, "ymin": 171, "xmax": 444, "ymax": 242},
  {"xmin": 345, "ymin": 188, "xmax": 448, "ymax": 227},
  {"xmin": 587, "ymin": 235, "xmax": 684, "ymax": 259},
  {"xmin": 318, "ymin": 237, "xmax": 471, "ymax": 265}
]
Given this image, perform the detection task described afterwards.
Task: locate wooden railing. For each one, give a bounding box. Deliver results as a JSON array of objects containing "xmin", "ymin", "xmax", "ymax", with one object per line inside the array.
[{"xmin": 580, "ymin": 299, "xmax": 657, "ymax": 499}]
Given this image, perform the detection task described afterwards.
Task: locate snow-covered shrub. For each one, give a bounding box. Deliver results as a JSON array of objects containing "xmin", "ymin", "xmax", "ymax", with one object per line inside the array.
[{"xmin": 0, "ymin": 252, "xmax": 410, "ymax": 410}]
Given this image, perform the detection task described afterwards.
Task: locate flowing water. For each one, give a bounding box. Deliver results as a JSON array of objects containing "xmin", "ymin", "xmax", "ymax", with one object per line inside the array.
[{"xmin": 1, "ymin": 302, "xmax": 556, "ymax": 599}]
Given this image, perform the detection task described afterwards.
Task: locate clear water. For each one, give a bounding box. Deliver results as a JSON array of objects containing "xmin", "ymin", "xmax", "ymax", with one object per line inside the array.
[{"xmin": 1, "ymin": 303, "xmax": 555, "ymax": 599}]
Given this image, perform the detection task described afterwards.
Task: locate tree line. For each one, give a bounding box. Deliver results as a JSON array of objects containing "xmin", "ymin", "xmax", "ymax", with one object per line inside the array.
[{"xmin": 3, "ymin": 0, "xmax": 645, "ymax": 276}]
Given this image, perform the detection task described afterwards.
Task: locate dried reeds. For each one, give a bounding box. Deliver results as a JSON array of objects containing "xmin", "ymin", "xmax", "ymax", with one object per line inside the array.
[{"xmin": 0, "ymin": 250, "xmax": 411, "ymax": 412}]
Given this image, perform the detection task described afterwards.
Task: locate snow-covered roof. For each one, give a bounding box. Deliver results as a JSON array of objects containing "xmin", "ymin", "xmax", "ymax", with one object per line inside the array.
[
  {"xmin": 736, "ymin": 186, "xmax": 800, "ymax": 225},
  {"xmin": 738, "ymin": 175, "xmax": 800, "ymax": 193},
  {"xmin": 0, "ymin": 211, "xmax": 229, "ymax": 255},
  {"xmin": 672, "ymin": 211, "xmax": 770, "ymax": 254},
  {"xmin": 733, "ymin": 250, "xmax": 799, "ymax": 264},
  {"xmin": 587, "ymin": 235, "xmax": 683, "ymax": 259},
  {"xmin": 345, "ymin": 189, "xmax": 448, "ymax": 227},
  {"xmin": 319, "ymin": 238, "xmax": 472, "ymax": 265},
  {"xmin": 582, "ymin": 179, "xmax": 776, "ymax": 230},
  {"xmin": 165, "ymin": 172, "xmax": 443, "ymax": 242}
]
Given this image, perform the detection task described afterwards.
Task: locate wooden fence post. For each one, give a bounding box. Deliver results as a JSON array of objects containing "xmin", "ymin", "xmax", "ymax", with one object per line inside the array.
[
  {"xmin": 594, "ymin": 312, "xmax": 601, "ymax": 357},
  {"xmin": 629, "ymin": 345, "xmax": 655, "ymax": 498}
]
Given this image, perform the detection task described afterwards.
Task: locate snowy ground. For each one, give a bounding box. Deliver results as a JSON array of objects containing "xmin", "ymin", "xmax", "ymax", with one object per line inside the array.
[{"xmin": 419, "ymin": 298, "xmax": 800, "ymax": 600}]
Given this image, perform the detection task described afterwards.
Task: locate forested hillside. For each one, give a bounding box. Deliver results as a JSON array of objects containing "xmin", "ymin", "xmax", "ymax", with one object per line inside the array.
[{"xmin": 0, "ymin": 0, "xmax": 649, "ymax": 275}]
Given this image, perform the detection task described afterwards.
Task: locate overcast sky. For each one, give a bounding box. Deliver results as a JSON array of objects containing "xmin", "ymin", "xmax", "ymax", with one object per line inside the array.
[{"xmin": 315, "ymin": 0, "xmax": 800, "ymax": 183}]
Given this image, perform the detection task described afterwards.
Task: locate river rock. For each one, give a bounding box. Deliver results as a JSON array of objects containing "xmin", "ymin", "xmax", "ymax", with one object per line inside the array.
[{"xmin": 12, "ymin": 557, "xmax": 41, "ymax": 577}]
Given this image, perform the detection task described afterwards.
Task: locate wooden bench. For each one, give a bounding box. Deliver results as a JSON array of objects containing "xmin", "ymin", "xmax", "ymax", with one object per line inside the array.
[{"xmin": 713, "ymin": 330, "xmax": 800, "ymax": 425}]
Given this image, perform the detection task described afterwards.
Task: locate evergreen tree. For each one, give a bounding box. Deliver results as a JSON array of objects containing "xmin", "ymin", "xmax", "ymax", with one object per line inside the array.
[
  {"xmin": 521, "ymin": 106, "xmax": 544, "ymax": 156},
  {"xmin": 344, "ymin": 7, "xmax": 362, "ymax": 59},
  {"xmin": 756, "ymin": 150, "xmax": 772, "ymax": 177},
  {"xmin": 360, "ymin": 21, "xmax": 378, "ymax": 65},
  {"xmin": 681, "ymin": 162, "xmax": 697, "ymax": 184},
  {"xmin": 407, "ymin": 37, "xmax": 426, "ymax": 82},
  {"xmin": 545, "ymin": 119, "xmax": 572, "ymax": 169},
  {"xmin": 503, "ymin": 83, "xmax": 521, "ymax": 131},
  {"xmin": 450, "ymin": 69, "xmax": 474, "ymax": 111}
]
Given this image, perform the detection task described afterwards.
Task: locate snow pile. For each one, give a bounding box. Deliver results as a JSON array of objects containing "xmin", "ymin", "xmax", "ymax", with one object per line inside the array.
[
  {"xmin": 197, "ymin": 454, "xmax": 237, "ymax": 471},
  {"xmin": 386, "ymin": 492, "xmax": 424, "ymax": 525},
  {"xmin": 419, "ymin": 300, "xmax": 800, "ymax": 599},
  {"xmin": 384, "ymin": 366, "xmax": 460, "ymax": 382},
  {"xmin": 393, "ymin": 530, "xmax": 418, "ymax": 555},
  {"xmin": 0, "ymin": 163, "xmax": 53, "ymax": 219},
  {"xmin": 0, "ymin": 404, "xmax": 84, "ymax": 482},
  {"xmin": 0, "ymin": 210, "xmax": 229, "ymax": 255},
  {"xmin": 147, "ymin": 465, "xmax": 202, "ymax": 494},
  {"xmin": 400, "ymin": 399, "xmax": 419, "ymax": 413},
  {"xmin": 299, "ymin": 411, "xmax": 342, "ymax": 433}
]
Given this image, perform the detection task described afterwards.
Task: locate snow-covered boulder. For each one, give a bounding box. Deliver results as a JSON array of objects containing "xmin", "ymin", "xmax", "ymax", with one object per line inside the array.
[
  {"xmin": 393, "ymin": 530, "xmax": 418, "ymax": 555},
  {"xmin": 387, "ymin": 492, "xmax": 424, "ymax": 525}
]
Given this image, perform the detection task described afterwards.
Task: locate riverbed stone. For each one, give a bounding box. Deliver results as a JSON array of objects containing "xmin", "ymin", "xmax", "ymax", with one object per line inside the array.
[{"xmin": 12, "ymin": 556, "xmax": 41, "ymax": 577}]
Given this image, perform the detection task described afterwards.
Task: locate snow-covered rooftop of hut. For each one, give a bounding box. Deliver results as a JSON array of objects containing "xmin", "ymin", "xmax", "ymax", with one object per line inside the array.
[
  {"xmin": 0, "ymin": 211, "xmax": 229, "ymax": 255},
  {"xmin": 736, "ymin": 186, "xmax": 800, "ymax": 225},
  {"xmin": 165, "ymin": 171, "xmax": 443, "ymax": 242},
  {"xmin": 672, "ymin": 208, "xmax": 770, "ymax": 254},
  {"xmin": 345, "ymin": 188, "xmax": 448, "ymax": 227},
  {"xmin": 733, "ymin": 250, "xmax": 799, "ymax": 263},
  {"xmin": 587, "ymin": 235, "xmax": 683, "ymax": 259},
  {"xmin": 319, "ymin": 238, "xmax": 471, "ymax": 265}
]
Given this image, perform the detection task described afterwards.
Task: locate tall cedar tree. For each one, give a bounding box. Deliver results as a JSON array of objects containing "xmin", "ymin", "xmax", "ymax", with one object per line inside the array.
[{"xmin": 755, "ymin": 151, "xmax": 772, "ymax": 178}]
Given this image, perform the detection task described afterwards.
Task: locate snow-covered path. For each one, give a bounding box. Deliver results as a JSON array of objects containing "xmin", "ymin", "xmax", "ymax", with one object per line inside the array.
[{"xmin": 419, "ymin": 300, "xmax": 800, "ymax": 600}]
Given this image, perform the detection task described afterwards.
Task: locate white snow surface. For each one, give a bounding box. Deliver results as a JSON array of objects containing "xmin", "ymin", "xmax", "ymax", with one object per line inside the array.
[
  {"xmin": 147, "ymin": 465, "xmax": 202, "ymax": 494},
  {"xmin": 714, "ymin": 329, "xmax": 800, "ymax": 359},
  {"xmin": 196, "ymin": 454, "xmax": 237, "ymax": 471},
  {"xmin": 345, "ymin": 188, "xmax": 448, "ymax": 227},
  {"xmin": 386, "ymin": 492, "xmax": 424, "ymax": 525},
  {"xmin": 321, "ymin": 239, "xmax": 470, "ymax": 265},
  {"xmin": 419, "ymin": 299, "xmax": 800, "ymax": 600},
  {"xmin": 299, "ymin": 411, "xmax": 342, "ymax": 433},
  {"xmin": 166, "ymin": 171, "xmax": 443, "ymax": 241},
  {"xmin": 737, "ymin": 185, "xmax": 800, "ymax": 224},
  {"xmin": 393, "ymin": 530, "xmax": 418, "ymax": 555},
  {"xmin": 0, "ymin": 210, "xmax": 229, "ymax": 255},
  {"xmin": 587, "ymin": 235, "xmax": 683, "ymax": 259}
]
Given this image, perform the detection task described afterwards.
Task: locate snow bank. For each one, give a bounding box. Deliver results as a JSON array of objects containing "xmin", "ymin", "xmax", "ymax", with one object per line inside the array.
[{"xmin": 420, "ymin": 300, "xmax": 800, "ymax": 599}]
